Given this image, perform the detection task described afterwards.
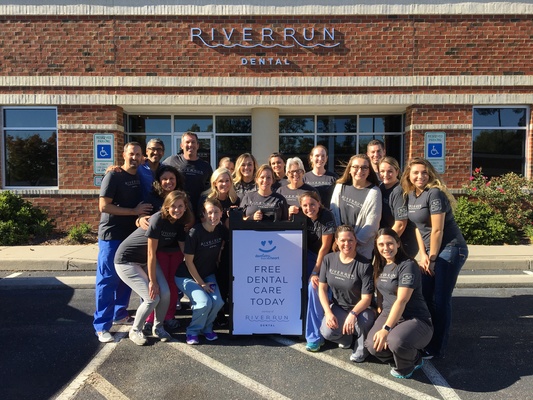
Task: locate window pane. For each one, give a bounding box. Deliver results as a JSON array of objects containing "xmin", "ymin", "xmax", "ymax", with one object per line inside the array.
[
  {"xmin": 4, "ymin": 108, "xmax": 56, "ymax": 128},
  {"xmin": 127, "ymin": 135, "xmax": 172, "ymax": 157},
  {"xmin": 472, "ymin": 129, "xmax": 525, "ymax": 177},
  {"xmin": 317, "ymin": 135, "xmax": 357, "ymax": 175},
  {"xmin": 317, "ymin": 116, "xmax": 357, "ymax": 133},
  {"xmin": 279, "ymin": 116, "xmax": 314, "ymax": 133},
  {"xmin": 216, "ymin": 116, "xmax": 251, "ymax": 134},
  {"xmin": 174, "ymin": 116, "xmax": 213, "ymax": 133},
  {"xmin": 128, "ymin": 115, "xmax": 171, "ymax": 133},
  {"xmin": 360, "ymin": 115, "xmax": 403, "ymax": 133},
  {"xmin": 359, "ymin": 134, "xmax": 403, "ymax": 167},
  {"xmin": 216, "ymin": 136, "xmax": 252, "ymax": 162},
  {"xmin": 279, "ymin": 135, "xmax": 314, "ymax": 170},
  {"xmin": 473, "ymin": 108, "xmax": 527, "ymax": 128},
  {"xmin": 4, "ymin": 130, "xmax": 58, "ymax": 186}
]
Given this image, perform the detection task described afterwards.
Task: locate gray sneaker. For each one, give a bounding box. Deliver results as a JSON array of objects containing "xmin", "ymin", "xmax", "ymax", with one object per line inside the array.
[
  {"xmin": 96, "ymin": 330, "xmax": 114, "ymax": 343},
  {"xmin": 129, "ymin": 329, "xmax": 147, "ymax": 346},
  {"xmin": 153, "ymin": 326, "xmax": 172, "ymax": 342}
]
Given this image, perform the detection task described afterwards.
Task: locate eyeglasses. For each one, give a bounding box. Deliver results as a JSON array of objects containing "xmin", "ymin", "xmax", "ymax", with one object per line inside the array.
[
  {"xmin": 351, "ymin": 165, "xmax": 370, "ymax": 171},
  {"xmin": 147, "ymin": 147, "xmax": 164, "ymax": 152},
  {"xmin": 288, "ymin": 169, "xmax": 304, "ymax": 175}
]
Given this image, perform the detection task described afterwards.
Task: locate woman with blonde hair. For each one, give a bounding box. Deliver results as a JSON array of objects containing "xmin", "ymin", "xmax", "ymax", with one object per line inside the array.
[
  {"xmin": 400, "ymin": 157, "xmax": 468, "ymax": 359},
  {"xmin": 330, "ymin": 154, "xmax": 382, "ymax": 260},
  {"xmin": 233, "ymin": 153, "xmax": 258, "ymax": 200}
]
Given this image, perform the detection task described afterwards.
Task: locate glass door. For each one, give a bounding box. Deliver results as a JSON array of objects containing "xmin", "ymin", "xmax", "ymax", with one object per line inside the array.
[{"xmin": 173, "ymin": 133, "xmax": 215, "ymax": 167}]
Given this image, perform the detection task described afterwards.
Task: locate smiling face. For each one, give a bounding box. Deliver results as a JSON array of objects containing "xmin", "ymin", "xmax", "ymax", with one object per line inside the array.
[
  {"xmin": 336, "ymin": 231, "xmax": 357, "ymax": 257},
  {"xmin": 376, "ymin": 234, "xmax": 399, "ymax": 264},
  {"xmin": 159, "ymin": 171, "xmax": 177, "ymax": 193},
  {"xmin": 180, "ymin": 134, "xmax": 199, "ymax": 160},
  {"xmin": 379, "ymin": 162, "xmax": 399, "ymax": 187},
  {"xmin": 287, "ymin": 163, "xmax": 304, "ymax": 187},
  {"xmin": 311, "ymin": 147, "xmax": 327, "ymax": 170},
  {"xmin": 215, "ymin": 172, "xmax": 232, "ymax": 195},
  {"xmin": 146, "ymin": 141, "xmax": 164, "ymax": 165},
  {"xmin": 300, "ymin": 195, "xmax": 319, "ymax": 220},
  {"xmin": 270, "ymin": 156, "xmax": 285, "ymax": 179},
  {"xmin": 168, "ymin": 198, "xmax": 186, "ymax": 221},
  {"xmin": 204, "ymin": 202, "xmax": 222, "ymax": 226},
  {"xmin": 409, "ymin": 163, "xmax": 430, "ymax": 193},
  {"xmin": 349, "ymin": 157, "xmax": 370, "ymax": 187},
  {"xmin": 367, "ymin": 144, "xmax": 385, "ymax": 169},
  {"xmin": 256, "ymin": 168, "xmax": 273, "ymax": 193},
  {"xmin": 123, "ymin": 144, "xmax": 143, "ymax": 171},
  {"xmin": 240, "ymin": 157, "xmax": 255, "ymax": 181}
]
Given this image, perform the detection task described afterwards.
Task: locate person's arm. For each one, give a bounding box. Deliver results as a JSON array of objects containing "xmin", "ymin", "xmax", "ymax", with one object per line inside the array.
[
  {"xmin": 99, "ymin": 196, "xmax": 152, "ymax": 216},
  {"xmin": 391, "ymin": 220, "xmax": 407, "ymax": 237},
  {"xmin": 329, "ymin": 184, "xmax": 342, "ymax": 225},
  {"xmin": 342, "ymin": 293, "xmax": 372, "ymax": 335},
  {"xmin": 310, "ymin": 233, "xmax": 333, "ymax": 289},
  {"xmin": 355, "ymin": 187, "xmax": 382, "ymax": 248},
  {"xmin": 147, "ymin": 237, "xmax": 160, "ymax": 300},
  {"xmin": 178, "ymin": 241, "xmax": 185, "ymax": 253},
  {"xmin": 415, "ymin": 227, "xmax": 429, "ymax": 271},
  {"xmin": 373, "ymin": 287, "xmax": 414, "ymax": 352},
  {"xmin": 427, "ymin": 212, "xmax": 445, "ymax": 274},
  {"xmin": 184, "ymin": 253, "xmax": 214, "ymax": 293},
  {"xmin": 318, "ymin": 281, "xmax": 338, "ymax": 330}
]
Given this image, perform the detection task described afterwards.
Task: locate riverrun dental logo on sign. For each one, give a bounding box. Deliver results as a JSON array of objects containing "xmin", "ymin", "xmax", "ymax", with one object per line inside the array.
[{"xmin": 190, "ymin": 26, "xmax": 341, "ymax": 66}]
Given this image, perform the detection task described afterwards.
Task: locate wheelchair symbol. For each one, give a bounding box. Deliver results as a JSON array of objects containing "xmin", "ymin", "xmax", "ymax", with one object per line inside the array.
[
  {"xmin": 430, "ymin": 145, "xmax": 439, "ymax": 156},
  {"xmin": 97, "ymin": 144, "xmax": 112, "ymax": 159},
  {"xmin": 99, "ymin": 146, "xmax": 109, "ymax": 157}
]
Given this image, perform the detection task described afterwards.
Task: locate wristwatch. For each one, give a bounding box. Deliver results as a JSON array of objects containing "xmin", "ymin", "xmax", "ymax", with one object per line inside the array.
[{"xmin": 382, "ymin": 324, "xmax": 392, "ymax": 332}]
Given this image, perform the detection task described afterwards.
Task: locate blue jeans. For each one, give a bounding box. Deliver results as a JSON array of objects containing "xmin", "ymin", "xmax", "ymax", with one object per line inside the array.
[
  {"xmin": 93, "ymin": 239, "xmax": 132, "ymax": 333},
  {"xmin": 422, "ymin": 242, "xmax": 468, "ymax": 357},
  {"xmin": 175, "ymin": 274, "xmax": 224, "ymax": 336}
]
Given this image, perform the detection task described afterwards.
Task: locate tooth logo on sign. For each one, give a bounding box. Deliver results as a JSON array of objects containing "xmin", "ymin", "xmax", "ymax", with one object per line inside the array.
[{"xmin": 259, "ymin": 240, "xmax": 276, "ymax": 253}]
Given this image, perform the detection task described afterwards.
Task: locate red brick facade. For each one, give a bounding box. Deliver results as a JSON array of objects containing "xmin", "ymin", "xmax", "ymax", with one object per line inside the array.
[{"xmin": 1, "ymin": 12, "xmax": 532, "ymax": 230}]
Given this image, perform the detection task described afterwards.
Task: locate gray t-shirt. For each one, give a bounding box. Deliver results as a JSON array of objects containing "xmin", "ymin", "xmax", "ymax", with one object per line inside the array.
[
  {"xmin": 234, "ymin": 180, "xmax": 257, "ymax": 200},
  {"xmin": 98, "ymin": 169, "xmax": 143, "ymax": 241},
  {"xmin": 303, "ymin": 171, "xmax": 337, "ymax": 208},
  {"xmin": 277, "ymin": 183, "xmax": 319, "ymax": 207},
  {"xmin": 319, "ymin": 252, "xmax": 374, "ymax": 311},
  {"xmin": 306, "ymin": 208, "xmax": 336, "ymax": 255},
  {"xmin": 241, "ymin": 191, "xmax": 289, "ymax": 221},
  {"xmin": 338, "ymin": 185, "xmax": 371, "ymax": 228},
  {"xmin": 407, "ymin": 187, "xmax": 466, "ymax": 251},
  {"xmin": 376, "ymin": 259, "xmax": 431, "ymax": 323},
  {"xmin": 176, "ymin": 223, "xmax": 228, "ymax": 279},
  {"xmin": 162, "ymin": 154, "xmax": 213, "ymax": 215},
  {"xmin": 114, "ymin": 211, "xmax": 186, "ymax": 264}
]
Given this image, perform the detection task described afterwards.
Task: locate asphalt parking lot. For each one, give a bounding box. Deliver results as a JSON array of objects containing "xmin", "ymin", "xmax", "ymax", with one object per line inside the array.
[{"xmin": 0, "ymin": 280, "xmax": 532, "ymax": 400}]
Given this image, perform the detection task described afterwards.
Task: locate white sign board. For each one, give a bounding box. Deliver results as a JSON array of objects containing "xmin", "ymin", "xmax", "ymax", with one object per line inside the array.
[
  {"xmin": 424, "ymin": 132, "xmax": 446, "ymax": 173},
  {"xmin": 232, "ymin": 230, "xmax": 304, "ymax": 335},
  {"xmin": 94, "ymin": 134, "xmax": 114, "ymax": 176}
]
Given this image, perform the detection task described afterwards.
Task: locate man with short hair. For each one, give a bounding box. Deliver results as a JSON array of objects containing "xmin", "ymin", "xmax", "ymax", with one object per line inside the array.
[
  {"xmin": 366, "ymin": 139, "xmax": 386, "ymax": 175},
  {"xmin": 94, "ymin": 142, "xmax": 153, "ymax": 343},
  {"xmin": 138, "ymin": 138, "xmax": 165, "ymax": 198},
  {"xmin": 163, "ymin": 132, "xmax": 213, "ymax": 215}
]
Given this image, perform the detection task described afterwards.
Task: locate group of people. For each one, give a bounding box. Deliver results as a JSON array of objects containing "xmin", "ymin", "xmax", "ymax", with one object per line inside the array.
[{"xmin": 93, "ymin": 132, "xmax": 468, "ymax": 380}]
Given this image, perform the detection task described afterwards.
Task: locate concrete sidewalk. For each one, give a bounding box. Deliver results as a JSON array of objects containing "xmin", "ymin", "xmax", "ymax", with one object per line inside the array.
[{"xmin": 1, "ymin": 243, "xmax": 533, "ymax": 288}]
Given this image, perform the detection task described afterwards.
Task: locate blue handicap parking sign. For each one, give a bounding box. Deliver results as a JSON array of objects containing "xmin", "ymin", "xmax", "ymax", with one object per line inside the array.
[
  {"xmin": 427, "ymin": 143, "xmax": 442, "ymax": 158},
  {"xmin": 97, "ymin": 145, "xmax": 112, "ymax": 159}
]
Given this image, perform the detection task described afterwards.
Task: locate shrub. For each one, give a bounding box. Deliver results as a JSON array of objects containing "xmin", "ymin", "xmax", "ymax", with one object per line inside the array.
[
  {"xmin": 0, "ymin": 191, "xmax": 55, "ymax": 245},
  {"xmin": 67, "ymin": 223, "xmax": 93, "ymax": 243},
  {"xmin": 455, "ymin": 197, "xmax": 517, "ymax": 245}
]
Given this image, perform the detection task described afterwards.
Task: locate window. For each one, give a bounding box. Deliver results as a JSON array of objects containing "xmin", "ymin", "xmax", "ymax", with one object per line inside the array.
[
  {"xmin": 280, "ymin": 114, "xmax": 404, "ymax": 175},
  {"xmin": 215, "ymin": 116, "xmax": 252, "ymax": 163},
  {"xmin": 472, "ymin": 107, "xmax": 528, "ymax": 177},
  {"xmin": 3, "ymin": 108, "xmax": 58, "ymax": 187}
]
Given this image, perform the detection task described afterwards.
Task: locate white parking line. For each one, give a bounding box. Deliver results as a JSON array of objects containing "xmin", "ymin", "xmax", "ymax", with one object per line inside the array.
[
  {"xmin": 87, "ymin": 372, "xmax": 130, "ymax": 400},
  {"xmin": 5, "ymin": 272, "xmax": 22, "ymax": 278},
  {"xmin": 422, "ymin": 360, "xmax": 462, "ymax": 400},
  {"xmin": 55, "ymin": 327, "xmax": 129, "ymax": 400},
  {"xmin": 170, "ymin": 341, "xmax": 290, "ymax": 400},
  {"xmin": 272, "ymin": 336, "xmax": 457, "ymax": 400},
  {"xmin": 523, "ymin": 271, "xmax": 533, "ymax": 275}
]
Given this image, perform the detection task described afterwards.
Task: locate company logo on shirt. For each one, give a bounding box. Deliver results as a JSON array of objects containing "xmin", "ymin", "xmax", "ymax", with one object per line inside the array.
[
  {"xmin": 400, "ymin": 273, "xmax": 415, "ymax": 285},
  {"xmin": 397, "ymin": 206, "xmax": 408, "ymax": 219},
  {"xmin": 430, "ymin": 199, "xmax": 442, "ymax": 213}
]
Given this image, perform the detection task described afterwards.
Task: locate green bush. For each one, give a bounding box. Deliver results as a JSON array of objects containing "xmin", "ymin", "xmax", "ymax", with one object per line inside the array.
[
  {"xmin": 67, "ymin": 223, "xmax": 92, "ymax": 243},
  {"xmin": 0, "ymin": 191, "xmax": 54, "ymax": 245},
  {"xmin": 455, "ymin": 197, "xmax": 517, "ymax": 245}
]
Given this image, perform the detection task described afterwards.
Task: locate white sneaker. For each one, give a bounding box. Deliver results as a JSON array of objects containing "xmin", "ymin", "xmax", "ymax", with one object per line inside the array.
[
  {"xmin": 129, "ymin": 329, "xmax": 147, "ymax": 346},
  {"xmin": 338, "ymin": 343, "xmax": 351, "ymax": 349},
  {"xmin": 96, "ymin": 330, "xmax": 114, "ymax": 343},
  {"xmin": 153, "ymin": 326, "xmax": 172, "ymax": 342}
]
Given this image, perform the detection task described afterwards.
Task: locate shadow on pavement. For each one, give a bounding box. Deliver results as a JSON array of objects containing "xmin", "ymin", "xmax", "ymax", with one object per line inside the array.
[{"xmin": 0, "ymin": 281, "xmax": 99, "ymax": 400}]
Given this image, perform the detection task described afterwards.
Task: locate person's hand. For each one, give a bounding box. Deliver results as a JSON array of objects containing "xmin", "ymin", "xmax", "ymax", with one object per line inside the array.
[
  {"xmin": 105, "ymin": 165, "xmax": 122, "ymax": 174},
  {"xmin": 373, "ymin": 329, "xmax": 389, "ymax": 352},
  {"xmin": 138, "ymin": 215, "xmax": 150, "ymax": 230},
  {"xmin": 342, "ymin": 312, "xmax": 357, "ymax": 335},
  {"xmin": 418, "ymin": 253, "xmax": 433, "ymax": 276},
  {"xmin": 288, "ymin": 205, "xmax": 299, "ymax": 217},
  {"xmin": 135, "ymin": 202, "xmax": 153, "ymax": 216},
  {"xmin": 253, "ymin": 210, "xmax": 263, "ymax": 221},
  {"xmin": 149, "ymin": 281, "xmax": 159, "ymax": 300},
  {"xmin": 325, "ymin": 312, "xmax": 338, "ymax": 329},
  {"xmin": 201, "ymin": 283, "xmax": 214, "ymax": 293},
  {"xmin": 310, "ymin": 274, "xmax": 319, "ymax": 289}
]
